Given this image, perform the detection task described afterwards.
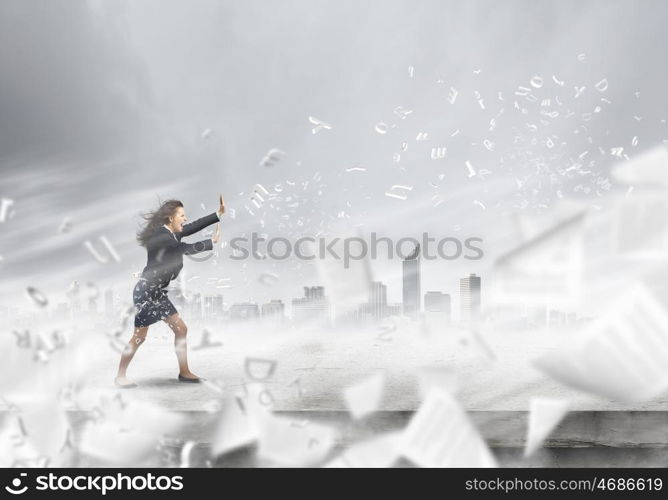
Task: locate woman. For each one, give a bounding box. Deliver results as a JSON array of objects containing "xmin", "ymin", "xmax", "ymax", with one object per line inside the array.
[{"xmin": 114, "ymin": 195, "xmax": 225, "ymax": 388}]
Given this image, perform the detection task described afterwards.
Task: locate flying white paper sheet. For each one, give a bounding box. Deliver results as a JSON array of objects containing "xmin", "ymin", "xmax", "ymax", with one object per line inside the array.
[
  {"xmin": 78, "ymin": 421, "xmax": 161, "ymax": 464},
  {"xmin": 343, "ymin": 372, "xmax": 385, "ymax": 419},
  {"xmin": 614, "ymin": 194, "xmax": 668, "ymax": 259},
  {"xmin": 78, "ymin": 400, "xmax": 184, "ymax": 464},
  {"xmin": 399, "ymin": 388, "xmax": 497, "ymax": 468},
  {"xmin": 324, "ymin": 431, "xmax": 402, "ymax": 468},
  {"xmin": 17, "ymin": 395, "xmax": 72, "ymax": 466},
  {"xmin": 0, "ymin": 416, "xmax": 41, "ymax": 467},
  {"xmin": 611, "ymin": 146, "xmax": 668, "ymax": 187},
  {"xmin": 257, "ymin": 416, "xmax": 337, "ymax": 466},
  {"xmin": 524, "ymin": 398, "xmax": 570, "ymax": 457},
  {"xmin": 211, "ymin": 382, "xmax": 277, "ymax": 457},
  {"xmin": 534, "ymin": 283, "xmax": 668, "ymax": 402},
  {"xmin": 211, "ymin": 396, "xmax": 262, "ymax": 457},
  {"xmin": 512, "ymin": 202, "xmax": 589, "ymax": 243},
  {"xmin": 492, "ymin": 212, "xmax": 585, "ymax": 308},
  {"xmin": 312, "ymin": 228, "xmax": 373, "ymax": 318}
]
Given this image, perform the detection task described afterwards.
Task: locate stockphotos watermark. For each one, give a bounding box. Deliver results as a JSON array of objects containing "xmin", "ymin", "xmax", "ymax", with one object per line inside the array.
[
  {"xmin": 4, "ymin": 472, "xmax": 183, "ymax": 495},
  {"xmin": 188, "ymin": 232, "xmax": 484, "ymax": 268}
]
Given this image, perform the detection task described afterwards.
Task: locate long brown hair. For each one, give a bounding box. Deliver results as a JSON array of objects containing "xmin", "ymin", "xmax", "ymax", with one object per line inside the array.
[{"xmin": 136, "ymin": 199, "xmax": 183, "ymax": 247}]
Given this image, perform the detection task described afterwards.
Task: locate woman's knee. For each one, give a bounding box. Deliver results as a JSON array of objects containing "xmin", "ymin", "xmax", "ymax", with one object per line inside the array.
[
  {"xmin": 171, "ymin": 321, "xmax": 187, "ymax": 338},
  {"xmin": 177, "ymin": 323, "xmax": 188, "ymax": 338}
]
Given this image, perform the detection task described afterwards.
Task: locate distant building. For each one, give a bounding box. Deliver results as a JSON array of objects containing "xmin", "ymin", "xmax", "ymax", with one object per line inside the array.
[
  {"xmin": 460, "ymin": 274, "xmax": 481, "ymax": 324},
  {"xmin": 385, "ymin": 303, "xmax": 402, "ymax": 317},
  {"xmin": 577, "ymin": 316, "xmax": 594, "ymax": 326},
  {"xmin": 402, "ymin": 244, "xmax": 421, "ymax": 319},
  {"xmin": 230, "ymin": 302, "xmax": 260, "ymax": 321},
  {"xmin": 369, "ymin": 281, "xmax": 388, "ymax": 320},
  {"xmin": 527, "ymin": 305, "xmax": 547, "ymax": 328},
  {"xmin": 203, "ymin": 294, "xmax": 224, "ymax": 319},
  {"xmin": 190, "ymin": 293, "xmax": 202, "ymax": 320},
  {"xmin": 424, "ymin": 291, "xmax": 451, "ymax": 322},
  {"xmin": 262, "ymin": 299, "xmax": 285, "ymax": 322},
  {"xmin": 292, "ymin": 286, "xmax": 330, "ymax": 323},
  {"xmin": 548, "ymin": 309, "xmax": 567, "ymax": 327},
  {"xmin": 548, "ymin": 310, "xmax": 579, "ymax": 328}
]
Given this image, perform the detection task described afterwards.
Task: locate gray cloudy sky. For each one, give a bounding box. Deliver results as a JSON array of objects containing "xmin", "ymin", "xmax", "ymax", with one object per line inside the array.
[{"xmin": 1, "ymin": 0, "xmax": 667, "ymax": 314}]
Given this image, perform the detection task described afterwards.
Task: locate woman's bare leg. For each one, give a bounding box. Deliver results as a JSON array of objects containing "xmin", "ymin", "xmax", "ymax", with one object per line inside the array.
[
  {"xmin": 115, "ymin": 326, "xmax": 149, "ymax": 386},
  {"xmin": 164, "ymin": 313, "xmax": 198, "ymax": 378}
]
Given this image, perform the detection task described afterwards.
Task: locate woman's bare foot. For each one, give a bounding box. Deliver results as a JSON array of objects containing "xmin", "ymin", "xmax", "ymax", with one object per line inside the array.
[{"xmin": 114, "ymin": 375, "xmax": 138, "ymax": 388}]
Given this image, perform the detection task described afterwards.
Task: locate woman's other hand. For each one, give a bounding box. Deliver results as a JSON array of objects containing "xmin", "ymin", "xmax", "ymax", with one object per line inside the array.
[
  {"xmin": 212, "ymin": 223, "xmax": 221, "ymax": 244},
  {"xmin": 217, "ymin": 194, "xmax": 225, "ymax": 217}
]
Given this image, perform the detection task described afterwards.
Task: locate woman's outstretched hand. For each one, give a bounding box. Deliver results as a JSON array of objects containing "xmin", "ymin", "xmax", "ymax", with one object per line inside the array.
[
  {"xmin": 217, "ymin": 194, "xmax": 225, "ymax": 217},
  {"xmin": 212, "ymin": 223, "xmax": 221, "ymax": 244}
]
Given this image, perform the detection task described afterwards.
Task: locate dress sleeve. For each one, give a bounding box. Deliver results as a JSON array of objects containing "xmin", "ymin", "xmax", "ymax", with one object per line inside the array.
[
  {"xmin": 151, "ymin": 232, "xmax": 213, "ymax": 255},
  {"xmin": 178, "ymin": 212, "xmax": 220, "ymax": 238},
  {"xmin": 181, "ymin": 238, "xmax": 213, "ymax": 255}
]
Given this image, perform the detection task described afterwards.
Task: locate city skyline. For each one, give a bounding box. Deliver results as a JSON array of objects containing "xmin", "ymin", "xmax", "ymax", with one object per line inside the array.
[
  {"xmin": 19, "ymin": 268, "xmax": 479, "ymax": 325},
  {"xmin": 5, "ymin": 272, "xmax": 593, "ymax": 333}
]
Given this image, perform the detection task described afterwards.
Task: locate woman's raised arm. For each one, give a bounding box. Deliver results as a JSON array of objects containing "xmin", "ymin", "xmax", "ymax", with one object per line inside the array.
[{"xmin": 178, "ymin": 194, "xmax": 225, "ymax": 237}]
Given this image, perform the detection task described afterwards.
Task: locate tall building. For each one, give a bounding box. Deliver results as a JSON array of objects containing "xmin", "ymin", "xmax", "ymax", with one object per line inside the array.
[
  {"xmin": 424, "ymin": 291, "xmax": 451, "ymax": 322},
  {"xmin": 292, "ymin": 286, "xmax": 330, "ymax": 323},
  {"xmin": 402, "ymin": 244, "xmax": 421, "ymax": 319},
  {"xmin": 368, "ymin": 281, "xmax": 387, "ymax": 320},
  {"xmin": 460, "ymin": 274, "xmax": 481, "ymax": 324},
  {"xmin": 203, "ymin": 295, "xmax": 223, "ymax": 319},
  {"xmin": 262, "ymin": 299, "xmax": 285, "ymax": 322},
  {"xmin": 203, "ymin": 296, "xmax": 215, "ymax": 319}
]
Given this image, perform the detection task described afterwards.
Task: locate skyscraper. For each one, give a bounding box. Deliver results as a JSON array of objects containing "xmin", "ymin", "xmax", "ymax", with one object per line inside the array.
[
  {"xmin": 402, "ymin": 244, "xmax": 421, "ymax": 319},
  {"xmin": 460, "ymin": 273, "xmax": 481, "ymax": 324},
  {"xmin": 368, "ymin": 281, "xmax": 387, "ymax": 320}
]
